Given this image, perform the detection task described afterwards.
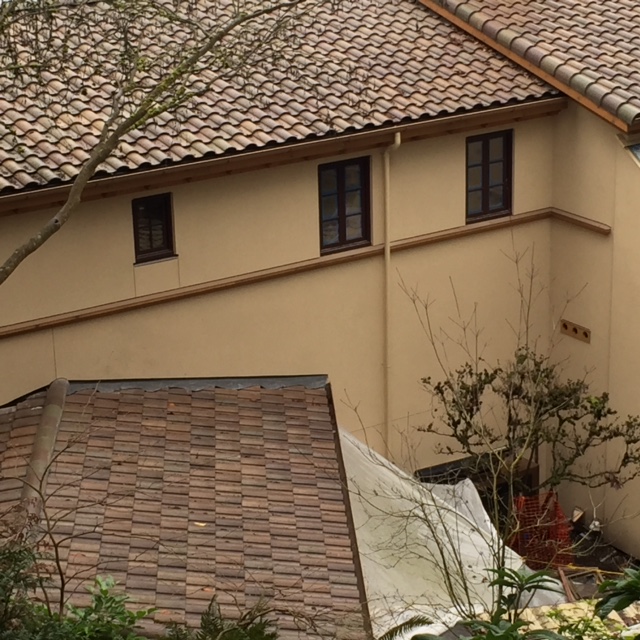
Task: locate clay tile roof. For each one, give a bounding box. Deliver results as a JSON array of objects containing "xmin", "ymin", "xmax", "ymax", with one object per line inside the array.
[
  {"xmin": 0, "ymin": 378, "xmax": 368, "ymax": 640},
  {"xmin": 0, "ymin": 392, "xmax": 46, "ymax": 510},
  {"xmin": 422, "ymin": 0, "xmax": 640, "ymax": 130},
  {"xmin": 0, "ymin": 0, "xmax": 555, "ymax": 195}
]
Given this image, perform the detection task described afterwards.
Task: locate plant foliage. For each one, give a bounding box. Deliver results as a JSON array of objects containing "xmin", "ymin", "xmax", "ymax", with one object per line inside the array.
[
  {"xmin": 0, "ymin": 531, "xmax": 279, "ymax": 640},
  {"xmin": 167, "ymin": 597, "xmax": 278, "ymax": 640},
  {"xmin": 422, "ymin": 346, "xmax": 640, "ymax": 492},
  {"xmin": 595, "ymin": 567, "xmax": 640, "ymax": 619}
]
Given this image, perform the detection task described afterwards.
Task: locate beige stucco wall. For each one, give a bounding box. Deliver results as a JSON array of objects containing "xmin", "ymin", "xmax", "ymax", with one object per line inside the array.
[
  {"xmin": 546, "ymin": 103, "xmax": 640, "ymax": 557},
  {"xmin": 551, "ymin": 103, "xmax": 618, "ymax": 225},
  {"xmin": 0, "ymin": 115, "xmax": 557, "ymax": 461},
  {"xmin": 387, "ymin": 220, "xmax": 552, "ymax": 468},
  {"xmin": 0, "ymin": 219, "xmax": 553, "ymax": 461},
  {"xmin": 390, "ymin": 116, "xmax": 554, "ymax": 239},
  {"xmin": 0, "ymin": 116, "xmax": 554, "ymax": 328},
  {"xmin": 602, "ymin": 141, "xmax": 640, "ymax": 554}
]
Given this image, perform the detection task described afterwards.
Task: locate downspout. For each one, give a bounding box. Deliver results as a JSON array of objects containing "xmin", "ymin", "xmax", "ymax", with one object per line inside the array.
[
  {"xmin": 383, "ymin": 133, "xmax": 401, "ymax": 459},
  {"xmin": 22, "ymin": 378, "xmax": 68, "ymax": 521}
]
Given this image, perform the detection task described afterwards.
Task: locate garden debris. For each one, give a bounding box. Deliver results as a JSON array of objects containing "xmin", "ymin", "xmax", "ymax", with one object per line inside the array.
[
  {"xmin": 340, "ymin": 431, "xmax": 565, "ymax": 640},
  {"xmin": 520, "ymin": 601, "xmax": 640, "ymax": 632},
  {"xmin": 557, "ymin": 567, "xmax": 578, "ymax": 602}
]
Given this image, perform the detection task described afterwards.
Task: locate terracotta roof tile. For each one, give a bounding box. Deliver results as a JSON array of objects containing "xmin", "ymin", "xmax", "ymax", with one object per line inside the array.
[
  {"xmin": 0, "ymin": 393, "xmax": 47, "ymax": 512},
  {"xmin": 3, "ymin": 379, "xmax": 368, "ymax": 640},
  {"xmin": 428, "ymin": 0, "xmax": 640, "ymax": 127},
  {"xmin": 0, "ymin": 0, "xmax": 554, "ymax": 194}
]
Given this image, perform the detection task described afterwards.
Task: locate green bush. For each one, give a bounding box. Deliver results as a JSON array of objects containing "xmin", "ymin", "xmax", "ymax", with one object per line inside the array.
[
  {"xmin": 595, "ymin": 567, "xmax": 640, "ymax": 619},
  {"xmin": 167, "ymin": 598, "xmax": 278, "ymax": 640},
  {"xmin": 0, "ymin": 572, "xmax": 153, "ymax": 640},
  {"xmin": 0, "ymin": 532, "xmax": 278, "ymax": 640}
]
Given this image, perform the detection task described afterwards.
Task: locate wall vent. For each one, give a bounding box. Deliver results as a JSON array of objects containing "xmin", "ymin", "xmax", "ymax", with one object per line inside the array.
[{"xmin": 560, "ymin": 319, "xmax": 591, "ymax": 344}]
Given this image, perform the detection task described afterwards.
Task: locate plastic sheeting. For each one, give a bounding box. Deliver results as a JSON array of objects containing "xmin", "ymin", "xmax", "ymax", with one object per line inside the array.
[{"xmin": 340, "ymin": 431, "xmax": 564, "ymax": 639}]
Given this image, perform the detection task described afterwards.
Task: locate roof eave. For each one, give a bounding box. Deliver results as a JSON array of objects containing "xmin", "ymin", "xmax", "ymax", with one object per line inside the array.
[{"xmin": 0, "ymin": 97, "xmax": 566, "ymax": 217}]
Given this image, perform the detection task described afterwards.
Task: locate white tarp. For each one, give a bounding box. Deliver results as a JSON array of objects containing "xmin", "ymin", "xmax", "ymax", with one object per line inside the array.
[{"xmin": 340, "ymin": 431, "xmax": 563, "ymax": 639}]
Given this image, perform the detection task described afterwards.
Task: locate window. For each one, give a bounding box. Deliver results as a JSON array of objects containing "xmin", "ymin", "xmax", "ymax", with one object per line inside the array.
[
  {"xmin": 319, "ymin": 157, "xmax": 371, "ymax": 253},
  {"xmin": 466, "ymin": 130, "xmax": 513, "ymax": 222},
  {"xmin": 132, "ymin": 193, "xmax": 175, "ymax": 263}
]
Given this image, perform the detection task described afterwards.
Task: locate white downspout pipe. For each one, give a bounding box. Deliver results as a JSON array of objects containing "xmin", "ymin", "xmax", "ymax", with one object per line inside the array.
[{"xmin": 383, "ymin": 132, "xmax": 401, "ymax": 458}]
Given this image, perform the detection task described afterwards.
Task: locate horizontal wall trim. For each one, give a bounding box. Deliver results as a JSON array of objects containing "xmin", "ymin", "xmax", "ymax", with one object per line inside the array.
[
  {"xmin": 0, "ymin": 98, "xmax": 567, "ymax": 217},
  {"xmin": 0, "ymin": 207, "xmax": 609, "ymax": 340}
]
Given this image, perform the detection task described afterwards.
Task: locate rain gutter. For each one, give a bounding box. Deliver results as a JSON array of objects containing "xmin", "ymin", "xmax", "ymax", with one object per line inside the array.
[{"xmin": 0, "ymin": 98, "xmax": 567, "ymax": 217}]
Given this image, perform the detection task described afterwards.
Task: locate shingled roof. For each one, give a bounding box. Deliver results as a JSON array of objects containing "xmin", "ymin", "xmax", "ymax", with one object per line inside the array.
[
  {"xmin": 0, "ymin": 377, "xmax": 368, "ymax": 639},
  {"xmin": 0, "ymin": 0, "xmax": 555, "ymax": 195},
  {"xmin": 421, "ymin": 0, "xmax": 640, "ymax": 132}
]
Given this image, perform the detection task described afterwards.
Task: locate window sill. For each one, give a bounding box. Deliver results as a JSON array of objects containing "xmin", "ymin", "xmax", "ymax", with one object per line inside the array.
[
  {"xmin": 134, "ymin": 253, "xmax": 178, "ymax": 266},
  {"xmin": 320, "ymin": 240, "xmax": 371, "ymax": 256},
  {"xmin": 466, "ymin": 210, "xmax": 512, "ymax": 225}
]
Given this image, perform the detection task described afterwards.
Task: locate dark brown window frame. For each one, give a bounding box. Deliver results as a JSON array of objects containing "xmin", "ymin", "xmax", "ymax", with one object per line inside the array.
[
  {"xmin": 132, "ymin": 193, "xmax": 176, "ymax": 264},
  {"xmin": 466, "ymin": 130, "xmax": 513, "ymax": 223},
  {"xmin": 318, "ymin": 156, "xmax": 371, "ymax": 254}
]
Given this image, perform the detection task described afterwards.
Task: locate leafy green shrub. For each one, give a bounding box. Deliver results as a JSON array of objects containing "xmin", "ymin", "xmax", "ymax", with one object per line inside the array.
[
  {"xmin": 0, "ymin": 538, "xmax": 40, "ymax": 639},
  {"xmin": 167, "ymin": 597, "xmax": 278, "ymax": 640},
  {"xmin": 463, "ymin": 618, "xmax": 562, "ymax": 640},
  {"xmin": 596, "ymin": 568, "xmax": 640, "ymax": 619},
  {"xmin": 487, "ymin": 568, "xmax": 561, "ymax": 625},
  {"xmin": 1, "ymin": 522, "xmax": 277, "ymax": 640},
  {"xmin": 60, "ymin": 576, "xmax": 154, "ymax": 639},
  {"xmin": 0, "ymin": 570, "xmax": 154, "ymax": 640}
]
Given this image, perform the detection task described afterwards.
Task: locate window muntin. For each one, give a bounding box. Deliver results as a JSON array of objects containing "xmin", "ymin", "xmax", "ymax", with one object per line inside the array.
[
  {"xmin": 132, "ymin": 193, "xmax": 175, "ymax": 263},
  {"xmin": 466, "ymin": 131, "xmax": 513, "ymax": 222},
  {"xmin": 319, "ymin": 157, "xmax": 370, "ymax": 253}
]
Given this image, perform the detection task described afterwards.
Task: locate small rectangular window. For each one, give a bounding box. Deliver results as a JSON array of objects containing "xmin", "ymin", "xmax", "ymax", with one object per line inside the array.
[
  {"xmin": 132, "ymin": 193, "xmax": 175, "ymax": 263},
  {"xmin": 466, "ymin": 131, "xmax": 513, "ymax": 222},
  {"xmin": 319, "ymin": 157, "xmax": 371, "ymax": 253}
]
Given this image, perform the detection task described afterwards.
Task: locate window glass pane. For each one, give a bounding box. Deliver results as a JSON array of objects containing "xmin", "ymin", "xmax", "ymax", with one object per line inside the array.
[
  {"xmin": 320, "ymin": 169, "xmax": 337, "ymax": 195},
  {"xmin": 489, "ymin": 162, "xmax": 503, "ymax": 186},
  {"xmin": 137, "ymin": 218, "xmax": 151, "ymax": 251},
  {"xmin": 150, "ymin": 218, "xmax": 166, "ymax": 250},
  {"xmin": 346, "ymin": 190, "xmax": 361, "ymax": 215},
  {"xmin": 346, "ymin": 214, "xmax": 363, "ymax": 241},
  {"xmin": 489, "ymin": 137, "xmax": 503, "ymax": 161},
  {"xmin": 467, "ymin": 190, "xmax": 482, "ymax": 215},
  {"xmin": 322, "ymin": 220, "xmax": 339, "ymax": 246},
  {"xmin": 321, "ymin": 195, "xmax": 338, "ymax": 221},
  {"xmin": 345, "ymin": 164, "xmax": 361, "ymax": 190},
  {"xmin": 318, "ymin": 157, "xmax": 370, "ymax": 252},
  {"xmin": 489, "ymin": 186, "xmax": 504, "ymax": 210},
  {"xmin": 467, "ymin": 141, "xmax": 482, "ymax": 165},
  {"xmin": 132, "ymin": 193, "xmax": 173, "ymax": 260},
  {"xmin": 468, "ymin": 166, "xmax": 482, "ymax": 189}
]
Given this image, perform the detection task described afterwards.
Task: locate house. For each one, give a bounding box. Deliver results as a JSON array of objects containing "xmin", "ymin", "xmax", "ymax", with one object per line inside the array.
[
  {"xmin": 0, "ymin": 376, "xmax": 369, "ymax": 638},
  {"xmin": 0, "ymin": 0, "xmax": 639, "ymax": 555}
]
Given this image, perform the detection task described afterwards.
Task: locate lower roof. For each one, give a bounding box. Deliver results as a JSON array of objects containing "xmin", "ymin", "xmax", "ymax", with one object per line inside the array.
[{"xmin": 0, "ymin": 378, "xmax": 368, "ymax": 639}]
